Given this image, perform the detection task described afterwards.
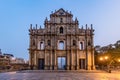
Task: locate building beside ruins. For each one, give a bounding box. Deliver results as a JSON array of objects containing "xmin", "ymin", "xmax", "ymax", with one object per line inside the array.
[{"xmin": 28, "ymin": 8, "xmax": 95, "ymax": 70}]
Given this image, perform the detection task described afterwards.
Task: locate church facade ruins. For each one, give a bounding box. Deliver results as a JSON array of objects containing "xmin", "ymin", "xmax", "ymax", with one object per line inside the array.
[{"xmin": 28, "ymin": 8, "xmax": 95, "ymax": 70}]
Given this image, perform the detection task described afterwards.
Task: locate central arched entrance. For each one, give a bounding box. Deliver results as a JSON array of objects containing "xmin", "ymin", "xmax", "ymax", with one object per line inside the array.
[
  {"xmin": 79, "ymin": 59, "xmax": 85, "ymax": 69},
  {"xmin": 58, "ymin": 57, "xmax": 66, "ymax": 70},
  {"xmin": 38, "ymin": 58, "xmax": 44, "ymax": 70}
]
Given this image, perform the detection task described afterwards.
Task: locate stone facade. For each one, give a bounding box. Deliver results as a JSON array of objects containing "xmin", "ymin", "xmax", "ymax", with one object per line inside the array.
[{"xmin": 28, "ymin": 8, "xmax": 95, "ymax": 70}]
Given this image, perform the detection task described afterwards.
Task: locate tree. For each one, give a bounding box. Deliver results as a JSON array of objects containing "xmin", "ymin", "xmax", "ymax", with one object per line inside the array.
[{"xmin": 95, "ymin": 47, "xmax": 120, "ymax": 67}]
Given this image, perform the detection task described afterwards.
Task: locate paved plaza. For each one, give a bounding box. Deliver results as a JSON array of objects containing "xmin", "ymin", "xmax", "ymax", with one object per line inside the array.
[{"xmin": 0, "ymin": 70, "xmax": 120, "ymax": 80}]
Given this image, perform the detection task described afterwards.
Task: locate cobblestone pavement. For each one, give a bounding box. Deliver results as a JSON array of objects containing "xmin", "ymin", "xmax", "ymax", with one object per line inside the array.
[{"xmin": 0, "ymin": 70, "xmax": 120, "ymax": 80}]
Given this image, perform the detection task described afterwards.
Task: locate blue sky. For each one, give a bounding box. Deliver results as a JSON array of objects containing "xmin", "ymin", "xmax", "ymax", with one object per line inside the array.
[{"xmin": 0, "ymin": 0, "xmax": 120, "ymax": 60}]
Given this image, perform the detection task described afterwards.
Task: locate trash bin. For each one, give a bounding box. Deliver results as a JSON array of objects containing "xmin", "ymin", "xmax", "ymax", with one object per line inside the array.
[{"xmin": 108, "ymin": 70, "xmax": 111, "ymax": 73}]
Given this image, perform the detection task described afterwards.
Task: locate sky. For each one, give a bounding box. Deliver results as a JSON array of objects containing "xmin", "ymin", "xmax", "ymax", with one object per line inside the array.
[{"xmin": 0, "ymin": 0, "xmax": 120, "ymax": 60}]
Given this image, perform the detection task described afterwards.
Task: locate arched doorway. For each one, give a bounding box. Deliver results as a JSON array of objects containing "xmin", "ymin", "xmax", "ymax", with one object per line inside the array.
[
  {"xmin": 79, "ymin": 59, "xmax": 85, "ymax": 69},
  {"xmin": 38, "ymin": 58, "xmax": 44, "ymax": 70},
  {"xmin": 58, "ymin": 57, "xmax": 66, "ymax": 70}
]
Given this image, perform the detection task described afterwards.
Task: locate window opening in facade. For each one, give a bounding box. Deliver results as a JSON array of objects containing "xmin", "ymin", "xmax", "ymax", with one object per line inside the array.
[
  {"xmin": 33, "ymin": 39, "xmax": 35, "ymax": 46},
  {"xmin": 60, "ymin": 18, "xmax": 63, "ymax": 23},
  {"xmin": 73, "ymin": 40, "xmax": 76, "ymax": 46},
  {"xmin": 48, "ymin": 40, "xmax": 51, "ymax": 46},
  {"xmin": 60, "ymin": 27, "xmax": 63, "ymax": 33},
  {"xmin": 80, "ymin": 42, "xmax": 84, "ymax": 50},
  {"xmin": 88, "ymin": 41, "xmax": 91, "ymax": 46},
  {"xmin": 59, "ymin": 41, "xmax": 64, "ymax": 50},
  {"xmin": 40, "ymin": 42, "xmax": 44, "ymax": 50}
]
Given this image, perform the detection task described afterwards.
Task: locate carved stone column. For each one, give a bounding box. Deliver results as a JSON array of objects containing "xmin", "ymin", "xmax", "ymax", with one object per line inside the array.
[
  {"xmin": 54, "ymin": 50, "xmax": 57, "ymax": 70},
  {"xmin": 50, "ymin": 51, "xmax": 53, "ymax": 70},
  {"xmin": 44, "ymin": 51, "xmax": 48, "ymax": 70},
  {"xmin": 76, "ymin": 50, "xmax": 79, "ymax": 70},
  {"xmin": 66, "ymin": 51, "xmax": 70, "ymax": 70},
  {"xmin": 71, "ymin": 50, "xmax": 74, "ymax": 70},
  {"xmin": 34, "ymin": 51, "xmax": 37, "ymax": 69}
]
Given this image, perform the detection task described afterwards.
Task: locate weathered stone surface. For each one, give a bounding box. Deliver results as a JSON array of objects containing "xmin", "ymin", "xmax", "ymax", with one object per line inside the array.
[{"xmin": 29, "ymin": 8, "xmax": 95, "ymax": 70}]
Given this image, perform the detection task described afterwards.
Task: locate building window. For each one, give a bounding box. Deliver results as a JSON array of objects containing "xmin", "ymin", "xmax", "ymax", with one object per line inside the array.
[
  {"xmin": 79, "ymin": 42, "xmax": 84, "ymax": 50},
  {"xmin": 40, "ymin": 42, "xmax": 44, "ymax": 50},
  {"xmin": 59, "ymin": 41, "xmax": 64, "ymax": 50},
  {"xmin": 60, "ymin": 18, "xmax": 63, "ymax": 23},
  {"xmin": 33, "ymin": 39, "xmax": 35, "ymax": 46},
  {"xmin": 73, "ymin": 40, "xmax": 76, "ymax": 46},
  {"xmin": 60, "ymin": 27, "xmax": 63, "ymax": 33},
  {"xmin": 48, "ymin": 40, "xmax": 51, "ymax": 46},
  {"xmin": 88, "ymin": 41, "xmax": 91, "ymax": 46}
]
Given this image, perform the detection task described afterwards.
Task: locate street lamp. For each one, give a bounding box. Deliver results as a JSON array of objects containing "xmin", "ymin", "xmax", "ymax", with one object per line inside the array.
[
  {"xmin": 100, "ymin": 57, "xmax": 103, "ymax": 61},
  {"xmin": 99, "ymin": 56, "xmax": 109, "ymax": 71},
  {"xmin": 105, "ymin": 56, "xmax": 108, "ymax": 60},
  {"xmin": 99, "ymin": 56, "xmax": 108, "ymax": 60},
  {"xmin": 99, "ymin": 57, "xmax": 103, "ymax": 70},
  {"xmin": 118, "ymin": 59, "xmax": 120, "ymax": 62},
  {"xmin": 104, "ymin": 56, "xmax": 110, "ymax": 72}
]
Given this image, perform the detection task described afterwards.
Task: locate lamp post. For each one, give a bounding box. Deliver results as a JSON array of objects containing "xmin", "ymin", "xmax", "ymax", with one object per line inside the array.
[
  {"xmin": 105, "ymin": 56, "xmax": 108, "ymax": 60},
  {"xmin": 118, "ymin": 59, "xmax": 120, "ymax": 68},
  {"xmin": 100, "ymin": 57, "xmax": 103, "ymax": 61},
  {"xmin": 99, "ymin": 57, "xmax": 103, "ymax": 70},
  {"xmin": 99, "ymin": 56, "xmax": 108, "ymax": 71},
  {"xmin": 104, "ymin": 56, "xmax": 108, "ymax": 70},
  {"xmin": 100, "ymin": 56, "xmax": 120, "ymax": 73}
]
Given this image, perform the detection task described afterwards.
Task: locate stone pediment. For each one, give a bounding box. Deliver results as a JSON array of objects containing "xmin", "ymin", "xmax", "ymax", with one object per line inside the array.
[{"xmin": 51, "ymin": 8, "xmax": 72, "ymax": 16}]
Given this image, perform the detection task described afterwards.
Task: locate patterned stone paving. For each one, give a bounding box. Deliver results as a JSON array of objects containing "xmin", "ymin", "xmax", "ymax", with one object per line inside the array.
[{"xmin": 0, "ymin": 70, "xmax": 120, "ymax": 80}]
